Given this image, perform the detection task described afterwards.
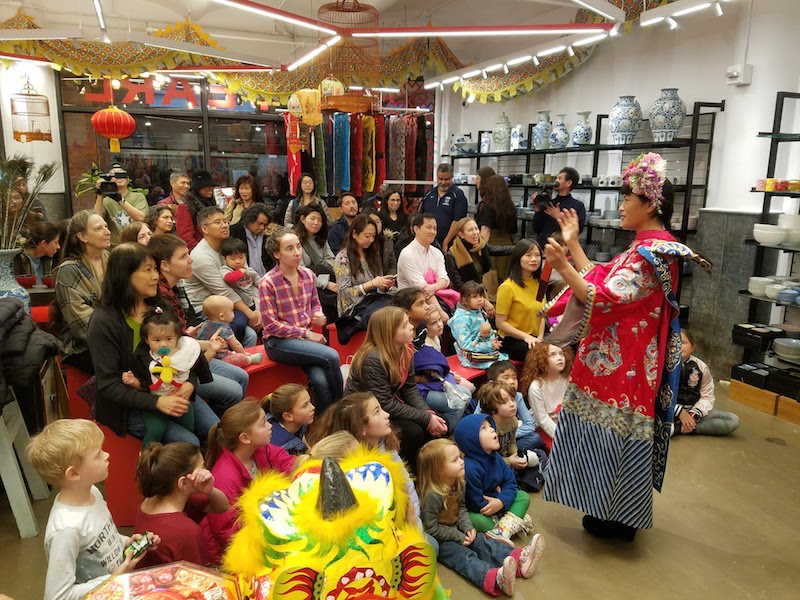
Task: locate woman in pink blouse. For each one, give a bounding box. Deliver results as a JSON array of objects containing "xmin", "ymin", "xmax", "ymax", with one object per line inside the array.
[{"xmin": 258, "ymin": 229, "xmax": 343, "ymax": 413}]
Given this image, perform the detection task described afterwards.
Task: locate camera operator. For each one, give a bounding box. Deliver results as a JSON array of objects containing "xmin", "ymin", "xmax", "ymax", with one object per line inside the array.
[
  {"xmin": 530, "ymin": 166, "xmax": 586, "ymax": 248},
  {"xmin": 92, "ymin": 163, "xmax": 148, "ymax": 245}
]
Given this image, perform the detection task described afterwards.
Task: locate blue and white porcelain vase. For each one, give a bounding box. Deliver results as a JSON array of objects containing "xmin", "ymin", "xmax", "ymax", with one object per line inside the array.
[
  {"xmin": 549, "ymin": 114, "xmax": 569, "ymax": 149},
  {"xmin": 609, "ymin": 95, "xmax": 642, "ymax": 144},
  {"xmin": 649, "ymin": 88, "xmax": 686, "ymax": 142},
  {"xmin": 533, "ymin": 110, "xmax": 551, "ymax": 150},
  {"xmin": 572, "ymin": 110, "xmax": 592, "ymax": 145},
  {"xmin": 0, "ymin": 248, "xmax": 30, "ymax": 312}
]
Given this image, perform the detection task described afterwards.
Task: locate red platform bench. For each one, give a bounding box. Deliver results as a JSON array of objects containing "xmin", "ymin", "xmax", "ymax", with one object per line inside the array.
[
  {"xmin": 326, "ymin": 325, "xmax": 366, "ymax": 365},
  {"xmin": 97, "ymin": 423, "xmax": 142, "ymax": 527},
  {"xmin": 62, "ymin": 360, "xmax": 92, "ymax": 420},
  {"xmin": 242, "ymin": 347, "xmax": 309, "ymax": 399},
  {"xmin": 446, "ymin": 355, "xmax": 487, "ymax": 385}
]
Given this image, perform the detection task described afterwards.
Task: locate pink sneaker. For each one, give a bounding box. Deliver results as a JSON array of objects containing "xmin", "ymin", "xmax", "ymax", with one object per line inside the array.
[
  {"xmin": 496, "ymin": 555, "xmax": 517, "ymax": 596},
  {"xmin": 516, "ymin": 533, "xmax": 545, "ymax": 578}
]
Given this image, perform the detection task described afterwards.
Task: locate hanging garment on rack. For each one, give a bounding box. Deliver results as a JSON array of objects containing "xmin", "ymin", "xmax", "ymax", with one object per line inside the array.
[
  {"xmin": 362, "ymin": 115, "xmax": 376, "ymax": 194},
  {"xmin": 374, "ymin": 114, "xmax": 386, "ymax": 192},
  {"xmin": 334, "ymin": 112, "xmax": 351, "ymax": 192},
  {"xmin": 313, "ymin": 123, "xmax": 328, "ymax": 198},
  {"xmin": 415, "ymin": 114, "xmax": 429, "ymax": 187},
  {"xmin": 388, "ymin": 116, "xmax": 405, "ymax": 183},
  {"xmin": 403, "ymin": 115, "xmax": 418, "ymax": 193},
  {"xmin": 324, "ymin": 114, "xmax": 335, "ymax": 197},
  {"xmin": 284, "ymin": 113, "xmax": 302, "ymax": 193},
  {"xmin": 350, "ymin": 113, "xmax": 363, "ymax": 197}
]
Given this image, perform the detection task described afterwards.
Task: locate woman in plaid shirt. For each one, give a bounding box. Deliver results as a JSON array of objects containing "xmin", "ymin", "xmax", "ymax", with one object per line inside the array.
[{"xmin": 258, "ymin": 230, "xmax": 343, "ymax": 413}]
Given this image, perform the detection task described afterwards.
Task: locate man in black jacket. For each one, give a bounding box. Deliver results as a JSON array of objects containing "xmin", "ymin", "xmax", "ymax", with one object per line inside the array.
[{"xmin": 230, "ymin": 203, "xmax": 275, "ymax": 278}]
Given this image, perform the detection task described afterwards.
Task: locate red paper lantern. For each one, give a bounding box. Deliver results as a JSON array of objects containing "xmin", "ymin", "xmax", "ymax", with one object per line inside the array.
[{"xmin": 91, "ymin": 105, "xmax": 136, "ymax": 153}]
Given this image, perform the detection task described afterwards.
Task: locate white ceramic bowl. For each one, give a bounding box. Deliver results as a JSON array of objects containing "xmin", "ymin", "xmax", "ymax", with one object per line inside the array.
[
  {"xmin": 773, "ymin": 338, "xmax": 800, "ymax": 356},
  {"xmin": 765, "ymin": 284, "xmax": 785, "ymax": 300},
  {"xmin": 754, "ymin": 228, "xmax": 788, "ymax": 245},
  {"xmin": 754, "ymin": 223, "xmax": 784, "ymax": 230},
  {"xmin": 610, "ymin": 218, "xmax": 622, "ymax": 228},
  {"xmin": 778, "ymin": 214, "xmax": 800, "ymax": 229},
  {"xmin": 784, "ymin": 229, "xmax": 800, "ymax": 244}
]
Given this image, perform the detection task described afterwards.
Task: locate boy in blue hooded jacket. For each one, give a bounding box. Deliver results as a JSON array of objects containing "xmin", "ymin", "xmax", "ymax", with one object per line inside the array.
[{"xmin": 454, "ymin": 413, "xmax": 533, "ymax": 546}]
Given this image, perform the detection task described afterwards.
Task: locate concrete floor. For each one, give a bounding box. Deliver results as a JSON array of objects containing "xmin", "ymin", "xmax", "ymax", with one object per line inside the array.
[{"xmin": 1, "ymin": 386, "xmax": 799, "ymax": 599}]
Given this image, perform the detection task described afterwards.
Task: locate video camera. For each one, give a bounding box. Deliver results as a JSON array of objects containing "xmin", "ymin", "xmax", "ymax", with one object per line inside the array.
[
  {"xmin": 530, "ymin": 183, "xmax": 556, "ymax": 208},
  {"xmin": 92, "ymin": 167, "xmax": 127, "ymax": 201}
]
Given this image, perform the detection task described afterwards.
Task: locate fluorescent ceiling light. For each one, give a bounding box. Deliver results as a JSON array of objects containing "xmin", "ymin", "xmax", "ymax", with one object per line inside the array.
[
  {"xmin": 533, "ymin": 56, "xmax": 540, "ymax": 66},
  {"xmin": 567, "ymin": 45, "xmax": 575, "ymax": 56},
  {"xmin": 154, "ymin": 71, "xmax": 207, "ymax": 79},
  {"xmin": 287, "ymin": 44, "xmax": 328, "ymax": 71},
  {"xmin": 209, "ymin": 0, "xmax": 337, "ymax": 35},
  {"xmin": 349, "ymin": 85, "xmax": 364, "ymax": 90},
  {"xmin": 372, "ymin": 87, "xmax": 400, "ymax": 93},
  {"xmin": 352, "ymin": 24, "xmax": 610, "ymax": 38},
  {"xmin": 673, "ymin": 2, "xmax": 712, "ymax": 17},
  {"xmin": 502, "ymin": 64, "xmax": 509, "ymax": 74},
  {"xmin": 537, "ymin": 45, "xmax": 566, "ymax": 57},
  {"xmin": 484, "ymin": 64, "xmax": 503, "ymax": 72},
  {"xmin": 157, "ymin": 65, "xmax": 275, "ymax": 73},
  {"xmin": 714, "ymin": 2, "xmax": 723, "ymax": 16},
  {"xmin": 640, "ymin": 16, "xmax": 665, "ymax": 26},
  {"xmin": 573, "ymin": 33, "xmax": 607, "ymax": 46},
  {"xmin": 442, "ymin": 76, "xmax": 459, "ymax": 84},
  {"xmin": 424, "ymin": 81, "xmax": 439, "ymax": 89},
  {"xmin": 326, "ymin": 35, "xmax": 342, "ymax": 47},
  {"xmin": 506, "ymin": 55, "xmax": 532, "ymax": 66},
  {"xmin": 667, "ymin": 17, "xmax": 679, "ymax": 29},
  {"xmin": 640, "ymin": 0, "xmax": 719, "ymax": 27},
  {"xmin": 481, "ymin": 70, "xmax": 488, "ymax": 79},
  {"xmin": 571, "ymin": 0, "xmax": 626, "ymax": 22},
  {"xmin": 128, "ymin": 32, "xmax": 275, "ymax": 68},
  {"xmin": 93, "ymin": 0, "xmax": 107, "ymax": 31},
  {"xmin": 0, "ymin": 27, "xmax": 83, "ymax": 41},
  {"xmin": 462, "ymin": 69, "xmax": 482, "ymax": 78}
]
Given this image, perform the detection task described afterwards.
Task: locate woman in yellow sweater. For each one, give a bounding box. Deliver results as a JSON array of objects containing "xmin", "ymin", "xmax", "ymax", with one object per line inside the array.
[{"xmin": 495, "ymin": 239, "xmax": 545, "ymax": 361}]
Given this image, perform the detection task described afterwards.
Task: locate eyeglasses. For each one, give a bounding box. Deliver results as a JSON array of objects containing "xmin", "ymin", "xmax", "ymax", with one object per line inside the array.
[{"xmin": 205, "ymin": 219, "xmax": 228, "ymax": 227}]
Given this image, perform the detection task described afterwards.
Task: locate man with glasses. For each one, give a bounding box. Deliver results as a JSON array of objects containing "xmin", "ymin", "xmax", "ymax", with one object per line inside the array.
[
  {"xmin": 231, "ymin": 203, "xmax": 275, "ymax": 279},
  {"xmin": 185, "ymin": 206, "xmax": 260, "ymax": 348},
  {"xmin": 92, "ymin": 163, "xmax": 148, "ymax": 244}
]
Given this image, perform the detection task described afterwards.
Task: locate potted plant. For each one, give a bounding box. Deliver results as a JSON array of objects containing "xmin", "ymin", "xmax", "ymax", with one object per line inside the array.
[{"xmin": 1, "ymin": 154, "xmax": 58, "ymax": 309}]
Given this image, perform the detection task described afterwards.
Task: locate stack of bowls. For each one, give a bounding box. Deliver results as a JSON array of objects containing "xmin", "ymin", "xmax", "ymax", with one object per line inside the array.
[
  {"xmin": 777, "ymin": 214, "xmax": 800, "ymax": 245},
  {"xmin": 765, "ymin": 283, "xmax": 784, "ymax": 300},
  {"xmin": 773, "ymin": 338, "xmax": 800, "ymax": 362},
  {"xmin": 777, "ymin": 288, "xmax": 800, "ymax": 304},
  {"xmin": 753, "ymin": 224, "xmax": 788, "ymax": 245},
  {"xmin": 748, "ymin": 276, "xmax": 772, "ymax": 296}
]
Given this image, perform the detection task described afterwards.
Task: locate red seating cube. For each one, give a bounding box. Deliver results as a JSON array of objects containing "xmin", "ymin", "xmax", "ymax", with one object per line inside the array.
[
  {"xmin": 326, "ymin": 324, "xmax": 366, "ymax": 365},
  {"xmin": 446, "ymin": 355, "xmax": 487, "ymax": 385},
  {"xmin": 63, "ymin": 361, "xmax": 92, "ymax": 420},
  {"xmin": 242, "ymin": 347, "xmax": 309, "ymax": 399},
  {"xmin": 97, "ymin": 423, "xmax": 142, "ymax": 527}
]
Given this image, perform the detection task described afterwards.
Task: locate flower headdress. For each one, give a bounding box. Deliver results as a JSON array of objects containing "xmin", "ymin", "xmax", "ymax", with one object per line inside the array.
[{"xmin": 622, "ymin": 152, "xmax": 667, "ymax": 213}]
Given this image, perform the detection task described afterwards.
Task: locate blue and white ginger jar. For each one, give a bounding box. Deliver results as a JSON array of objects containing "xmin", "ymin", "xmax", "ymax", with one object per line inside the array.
[
  {"xmin": 649, "ymin": 88, "xmax": 686, "ymax": 142},
  {"xmin": 609, "ymin": 95, "xmax": 642, "ymax": 144}
]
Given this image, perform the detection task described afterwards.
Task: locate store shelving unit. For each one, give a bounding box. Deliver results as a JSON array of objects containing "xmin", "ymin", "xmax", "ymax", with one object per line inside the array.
[
  {"xmin": 448, "ymin": 100, "xmax": 724, "ymax": 301},
  {"xmin": 737, "ymin": 91, "xmax": 800, "ymax": 374}
]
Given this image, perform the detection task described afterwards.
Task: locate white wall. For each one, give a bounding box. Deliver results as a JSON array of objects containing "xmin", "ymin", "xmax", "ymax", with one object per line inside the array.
[
  {"xmin": 0, "ymin": 64, "xmax": 65, "ymax": 193},
  {"xmin": 441, "ymin": 0, "xmax": 800, "ymax": 212}
]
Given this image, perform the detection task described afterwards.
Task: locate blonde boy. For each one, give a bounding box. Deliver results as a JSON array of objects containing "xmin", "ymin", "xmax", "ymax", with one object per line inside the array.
[{"xmin": 27, "ymin": 419, "xmax": 156, "ymax": 600}]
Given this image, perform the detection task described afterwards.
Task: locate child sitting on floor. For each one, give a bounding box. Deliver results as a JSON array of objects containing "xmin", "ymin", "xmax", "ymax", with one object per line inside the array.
[
  {"xmin": 27, "ymin": 419, "xmax": 159, "ymax": 599},
  {"xmin": 519, "ymin": 343, "xmax": 573, "ymax": 452},
  {"xmin": 675, "ymin": 330, "xmax": 740, "ymax": 436},
  {"xmin": 220, "ymin": 237, "xmax": 260, "ymax": 312},
  {"xmin": 450, "ymin": 281, "xmax": 509, "ymax": 369},
  {"xmin": 453, "ymin": 413, "xmax": 533, "ymax": 547},
  {"xmin": 477, "ymin": 380, "xmax": 547, "ymax": 493},
  {"xmin": 486, "ymin": 361, "xmax": 545, "ymax": 453},
  {"xmin": 417, "ymin": 439, "xmax": 545, "ymax": 597},
  {"xmin": 196, "ymin": 295, "xmax": 262, "ymax": 367},
  {"xmin": 262, "ymin": 384, "xmax": 316, "ymax": 454},
  {"xmin": 134, "ymin": 442, "xmax": 229, "ymax": 567}
]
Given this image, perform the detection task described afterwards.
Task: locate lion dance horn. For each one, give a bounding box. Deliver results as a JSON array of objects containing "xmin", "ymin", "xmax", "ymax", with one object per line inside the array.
[{"xmin": 317, "ymin": 457, "xmax": 358, "ymax": 519}]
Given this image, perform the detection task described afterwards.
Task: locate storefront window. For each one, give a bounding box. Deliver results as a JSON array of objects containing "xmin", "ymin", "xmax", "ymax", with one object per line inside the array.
[
  {"xmin": 66, "ymin": 112, "xmax": 203, "ymax": 211},
  {"xmin": 208, "ymin": 118, "xmax": 288, "ymax": 207}
]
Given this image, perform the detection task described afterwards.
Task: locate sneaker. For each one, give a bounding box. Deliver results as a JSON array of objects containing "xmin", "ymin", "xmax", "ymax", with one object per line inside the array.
[
  {"xmin": 496, "ymin": 555, "xmax": 517, "ymax": 596},
  {"xmin": 520, "ymin": 513, "xmax": 534, "ymax": 534},
  {"xmin": 517, "ymin": 533, "xmax": 545, "ymax": 578}
]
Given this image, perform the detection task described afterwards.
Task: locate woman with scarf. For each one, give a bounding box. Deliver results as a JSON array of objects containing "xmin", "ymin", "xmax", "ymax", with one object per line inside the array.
[
  {"xmin": 540, "ymin": 153, "xmax": 711, "ymax": 542},
  {"xmin": 445, "ymin": 217, "xmax": 498, "ymax": 313}
]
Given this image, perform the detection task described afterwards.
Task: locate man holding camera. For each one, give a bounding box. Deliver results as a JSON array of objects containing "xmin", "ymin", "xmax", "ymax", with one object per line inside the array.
[
  {"xmin": 93, "ymin": 163, "xmax": 148, "ymax": 244},
  {"xmin": 531, "ymin": 166, "xmax": 586, "ymax": 248}
]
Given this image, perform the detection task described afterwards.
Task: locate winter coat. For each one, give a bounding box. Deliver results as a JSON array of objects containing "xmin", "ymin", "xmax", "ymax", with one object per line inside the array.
[
  {"xmin": 412, "ymin": 345, "xmax": 458, "ymax": 402},
  {"xmin": 0, "ymin": 298, "xmax": 60, "ymax": 407},
  {"xmin": 454, "ymin": 413, "xmax": 518, "ymax": 513}
]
